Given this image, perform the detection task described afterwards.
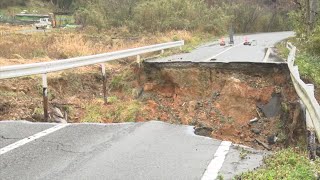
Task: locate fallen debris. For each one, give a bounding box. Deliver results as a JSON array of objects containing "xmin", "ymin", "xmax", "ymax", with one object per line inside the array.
[
  {"xmin": 255, "ymin": 108, "xmax": 262, "ymax": 118},
  {"xmin": 251, "ymin": 128, "xmax": 261, "ymax": 134},
  {"xmin": 249, "ymin": 117, "xmax": 259, "ymax": 124},
  {"xmin": 194, "ymin": 127, "xmax": 213, "ymax": 137},
  {"xmin": 267, "ymin": 135, "xmax": 278, "ymax": 145},
  {"xmin": 49, "ymin": 107, "xmax": 67, "ymax": 123},
  {"xmin": 255, "ymin": 138, "xmax": 271, "ymax": 150},
  {"xmin": 257, "ymin": 94, "xmax": 281, "ymax": 118}
]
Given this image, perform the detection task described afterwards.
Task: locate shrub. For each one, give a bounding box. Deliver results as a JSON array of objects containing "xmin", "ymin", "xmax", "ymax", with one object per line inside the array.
[
  {"xmin": 132, "ymin": 0, "xmax": 228, "ymax": 33},
  {"xmin": 307, "ymin": 26, "xmax": 320, "ymax": 56}
]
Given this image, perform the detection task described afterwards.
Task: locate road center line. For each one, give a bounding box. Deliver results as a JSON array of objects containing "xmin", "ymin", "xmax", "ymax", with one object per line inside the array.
[
  {"xmin": 201, "ymin": 141, "xmax": 232, "ymax": 180},
  {"xmin": 0, "ymin": 124, "xmax": 69, "ymax": 155},
  {"xmin": 207, "ymin": 43, "xmax": 242, "ymax": 61}
]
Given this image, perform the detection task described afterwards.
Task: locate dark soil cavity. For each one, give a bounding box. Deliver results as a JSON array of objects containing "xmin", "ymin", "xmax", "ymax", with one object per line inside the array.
[
  {"xmin": 140, "ymin": 62, "xmax": 306, "ymax": 150},
  {"xmin": 194, "ymin": 127, "xmax": 213, "ymax": 137},
  {"xmin": 0, "ymin": 102, "xmax": 11, "ymax": 115}
]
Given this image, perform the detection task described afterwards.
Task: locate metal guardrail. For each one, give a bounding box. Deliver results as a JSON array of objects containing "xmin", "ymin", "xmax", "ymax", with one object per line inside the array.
[
  {"xmin": 0, "ymin": 41, "xmax": 184, "ymax": 79},
  {"xmin": 286, "ymin": 43, "xmax": 320, "ymax": 143},
  {"xmin": 0, "ymin": 40, "xmax": 184, "ymax": 121}
]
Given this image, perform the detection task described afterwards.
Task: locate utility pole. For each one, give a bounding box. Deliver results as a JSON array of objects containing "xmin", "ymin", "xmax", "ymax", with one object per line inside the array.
[
  {"xmin": 307, "ymin": 0, "xmax": 318, "ymax": 34},
  {"xmin": 229, "ymin": 25, "xmax": 234, "ymax": 45},
  {"xmin": 310, "ymin": 0, "xmax": 318, "ymax": 28}
]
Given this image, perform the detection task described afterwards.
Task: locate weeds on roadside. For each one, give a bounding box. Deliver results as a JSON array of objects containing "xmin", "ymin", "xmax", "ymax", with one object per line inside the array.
[
  {"xmin": 276, "ymin": 39, "xmax": 320, "ymax": 86},
  {"xmin": 105, "ymin": 100, "xmax": 141, "ymax": 123},
  {"xmin": 295, "ymin": 53, "xmax": 320, "ymax": 86},
  {"xmin": 239, "ymin": 148, "xmax": 249, "ymax": 160},
  {"xmin": 81, "ymin": 101, "xmax": 104, "ymax": 123},
  {"xmin": 238, "ymin": 149, "xmax": 320, "ymax": 180}
]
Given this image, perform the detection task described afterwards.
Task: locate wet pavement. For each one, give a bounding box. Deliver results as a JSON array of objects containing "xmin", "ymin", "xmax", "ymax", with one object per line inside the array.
[
  {"xmin": 0, "ymin": 121, "xmax": 266, "ymax": 180},
  {"xmin": 147, "ymin": 31, "xmax": 294, "ymax": 63}
]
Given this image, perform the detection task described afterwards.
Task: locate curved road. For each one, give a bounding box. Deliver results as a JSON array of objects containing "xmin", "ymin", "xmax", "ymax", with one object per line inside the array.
[
  {"xmin": 148, "ymin": 31, "xmax": 294, "ymax": 63},
  {"xmin": 0, "ymin": 31, "xmax": 293, "ymax": 180}
]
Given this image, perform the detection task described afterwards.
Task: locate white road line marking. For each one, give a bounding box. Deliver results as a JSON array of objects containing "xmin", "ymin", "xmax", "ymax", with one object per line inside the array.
[
  {"xmin": 263, "ymin": 47, "xmax": 272, "ymax": 62},
  {"xmin": 201, "ymin": 141, "xmax": 232, "ymax": 180},
  {"xmin": 207, "ymin": 43, "xmax": 242, "ymax": 61},
  {"xmin": 0, "ymin": 124, "xmax": 69, "ymax": 155}
]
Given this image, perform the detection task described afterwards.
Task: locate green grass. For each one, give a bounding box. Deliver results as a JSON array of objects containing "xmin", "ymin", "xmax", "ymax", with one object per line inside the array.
[
  {"xmin": 275, "ymin": 41, "xmax": 290, "ymax": 59},
  {"xmin": 106, "ymin": 100, "xmax": 141, "ymax": 123},
  {"xmin": 295, "ymin": 53, "xmax": 320, "ymax": 85},
  {"xmin": 217, "ymin": 174, "xmax": 224, "ymax": 180},
  {"xmin": 181, "ymin": 34, "xmax": 216, "ymax": 53},
  {"xmin": 110, "ymin": 68, "xmax": 135, "ymax": 93},
  {"xmin": 32, "ymin": 107, "xmax": 43, "ymax": 115},
  {"xmin": 81, "ymin": 103, "xmax": 104, "ymax": 123},
  {"xmin": 119, "ymin": 100, "xmax": 141, "ymax": 122},
  {"xmin": 157, "ymin": 33, "xmax": 217, "ymax": 57},
  {"xmin": 276, "ymin": 39, "xmax": 320, "ymax": 86},
  {"xmin": 238, "ymin": 149, "xmax": 320, "ymax": 180},
  {"xmin": 239, "ymin": 148, "xmax": 249, "ymax": 160},
  {"xmin": 107, "ymin": 96, "xmax": 118, "ymax": 104}
]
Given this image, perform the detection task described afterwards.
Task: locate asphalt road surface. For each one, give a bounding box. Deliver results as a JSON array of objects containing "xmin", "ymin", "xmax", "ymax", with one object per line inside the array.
[
  {"xmin": 1, "ymin": 32, "xmax": 286, "ymax": 179},
  {"xmin": 0, "ymin": 121, "xmax": 265, "ymax": 180},
  {"xmin": 148, "ymin": 31, "xmax": 294, "ymax": 63}
]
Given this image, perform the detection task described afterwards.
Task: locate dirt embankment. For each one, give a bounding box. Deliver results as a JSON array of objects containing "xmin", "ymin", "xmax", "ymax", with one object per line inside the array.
[
  {"xmin": 140, "ymin": 63, "xmax": 304, "ymax": 150},
  {"xmin": 0, "ymin": 62, "xmax": 305, "ymax": 150}
]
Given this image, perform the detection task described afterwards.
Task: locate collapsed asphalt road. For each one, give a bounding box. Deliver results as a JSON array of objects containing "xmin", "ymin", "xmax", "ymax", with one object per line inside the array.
[
  {"xmin": 0, "ymin": 121, "xmax": 265, "ymax": 180},
  {"xmin": 0, "ymin": 31, "xmax": 295, "ymax": 179}
]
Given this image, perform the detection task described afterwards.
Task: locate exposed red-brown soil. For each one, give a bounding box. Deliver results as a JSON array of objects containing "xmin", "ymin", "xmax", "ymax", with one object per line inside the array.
[{"xmin": 138, "ymin": 63, "xmax": 303, "ymax": 149}]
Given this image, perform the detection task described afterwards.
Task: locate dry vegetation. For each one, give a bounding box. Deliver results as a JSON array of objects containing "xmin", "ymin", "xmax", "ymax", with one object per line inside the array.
[
  {"xmin": 0, "ymin": 24, "xmax": 213, "ymax": 125},
  {"xmin": 0, "ymin": 24, "xmax": 28, "ymax": 31},
  {"xmin": 0, "ymin": 25, "xmax": 207, "ymax": 65}
]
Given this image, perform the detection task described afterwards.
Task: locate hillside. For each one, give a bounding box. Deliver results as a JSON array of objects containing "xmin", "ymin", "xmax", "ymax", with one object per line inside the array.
[
  {"xmin": 0, "ymin": 0, "xmax": 53, "ymax": 15},
  {"xmin": 0, "ymin": 0, "xmax": 296, "ymax": 34}
]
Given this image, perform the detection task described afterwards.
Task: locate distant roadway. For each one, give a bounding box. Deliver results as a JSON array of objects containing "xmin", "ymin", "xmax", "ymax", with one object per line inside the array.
[{"xmin": 148, "ymin": 31, "xmax": 294, "ymax": 63}]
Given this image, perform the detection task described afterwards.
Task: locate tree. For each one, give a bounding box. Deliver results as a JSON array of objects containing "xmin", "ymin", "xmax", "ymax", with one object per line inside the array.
[
  {"xmin": 0, "ymin": 0, "xmax": 29, "ymax": 8},
  {"xmin": 307, "ymin": 0, "xmax": 318, "ymax": 34},
  {"xmin": 42, "ymin": 0, "xmax": 74, "ymax": 11}
]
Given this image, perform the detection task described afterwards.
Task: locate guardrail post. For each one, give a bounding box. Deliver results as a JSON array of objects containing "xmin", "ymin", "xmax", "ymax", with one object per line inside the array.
[
  {"xmin": 137, "ymin": 55, "xmax": 141, "ymax": 63},
  {"xmin": 308, "ymin": 130, "xmax": 316, "ymax": 160},
  {"xmin": 101, "ymin": 64, "xmax": 107, "ymax": 104},
  {"xmin": 161, "ymin": 49, "xmax": 165, "ymax": 54},
  {"xmin": 42, "ymin": 74, "xmax": 49, "ymax": 121},
  {"xmin": 137, "ymin": 55, "xmax": 141, "ymax": 68},
  {"xmin": 306, "ymin": 84, "xmax": 316, "ymax": 160},
  {"xmin": 288, "ymin": 41, "xmax": 320, "ymax": 160}
]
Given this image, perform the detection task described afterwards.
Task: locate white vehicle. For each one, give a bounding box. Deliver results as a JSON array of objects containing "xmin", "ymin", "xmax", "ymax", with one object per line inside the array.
[{"xmin": 35, "ymin": 18, "xmax": 52, "ymax": 29}]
